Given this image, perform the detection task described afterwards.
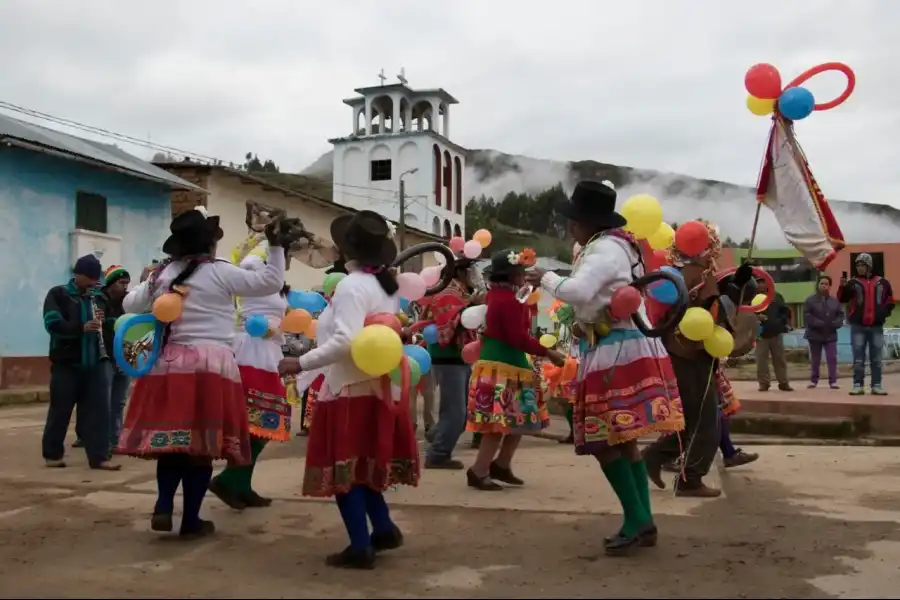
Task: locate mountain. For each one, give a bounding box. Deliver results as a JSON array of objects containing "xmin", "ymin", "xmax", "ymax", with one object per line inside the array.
[{"xmin": 296, "ymin": 148, "xmax": 900, "ymax": 249}]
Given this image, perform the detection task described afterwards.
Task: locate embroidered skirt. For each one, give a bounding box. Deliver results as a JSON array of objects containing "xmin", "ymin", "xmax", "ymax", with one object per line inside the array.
[
  {"xmin": 302, "ymin": 379, "xmax": 419, "ymax": 497},
  {"xmin": 466, "ymin": 360, "xmax": 550, "ymax": 435},
  {"xmin": 238, "ymin": 365, "xmax": 291, "ymax": 441},
  {"xmin": 302, "ymin": 374, "xmax": 325, "ymax": 430},
  {"xmin": 716, "ymin": 369, "xmax": 741, "ymax": 416},
  {"xmin": 117, "ymin": 343, "xmax": 251, "ymax": 465},
  {"xmin": 575, "ymin": 329, "xmax": 684, "ymax": 453}
]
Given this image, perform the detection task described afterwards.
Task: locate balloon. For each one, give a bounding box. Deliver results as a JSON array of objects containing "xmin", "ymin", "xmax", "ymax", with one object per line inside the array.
[
  {"xmin": 649, "ymin": 249, "xmax": 670, "ymax": 270},
  {"xmin": 747, "ymin": 95, "xmax": 776, "ymax": 117},
  {"xmin": 433, "ymin": 251, "xmax": 447, "ymax": 266},
  {"xmin": 287, "ymin": 290, "xmax": 327, "ymax": 313},
  {"xmin": 463, "ymin": 240, "xmax": 482, "ymax": 259},
  {"xmin": 460, "ymin": 305, "xmax": 487, "ymax": 330},
  {"xmin": 399, "ymin": 297, "xmax": 410, "ymax": 312},
  {"xmin": 679, "ymin": 307, "xmax": 715, "ymax": 342},
  {"xmin": 539, "ymin": 334, "xmax": 557, "ymax": 349},
  {"xmin": 152, "ymin": 293, "xmax": 183, "ymax": 323},
  {"xmin": 744, "ymin": 63, "xmax": 782, "ymax": 99},
  {"xmin": 751, "ymin": 293, "xmax": 767, "ymax": 307},
  {"xmin": 526, "ymin": 289, "xmax": 541, "ymax": 305},
  {"xmin": 397, "ymin": 272, "xmax": 427, "ymax": 301},
  {"xmin": 620, "ymin": 194, "xmax": 663, "ymax": 240},
  {"xmin": 351, "ymin": 324, "xmax": 403, "ymax": 376},
  {"xmin": 364, "ymin": 312, "xmax": 403, "ymax": 334},
  {"xmin": 473, "ymin": 229, "xmax": 492, "ymax": 248},
  {"xmin": 648, "ymin": 223, "xmax": 675, "ymax": 250},
  {"xmin": 462, "ymin": 340, "xmax": 482, "ymax": 364},
  {"xmin": 281, "ymin": 309, "xmax": 312, "ymax": 334},
  {"xmin": 116, "ymin": 314, "xmax": 156, "ymax": 343},
  {"xmin": 420, "ymin": 266, "xmax": 441, "ymax": 287},
  {"xmin": 561, "ymin": 357, "xmax": 578, "ymax": 381},
  {"xmin": 244, "ymin": 313, "xmax": 269, "ymax": 338},
  {"xmin": 609, "ymin": 286, "xmax": 642, "ymax": 320},
  {"xmin": 323, "ymin": 272, "xmax": 346, "ymax": 297},
  {"xmin": 403, "ymin": 344, "xmax": 432, "ymax": 374},
  {"xmin": 660, "ymin": 265, "xmax": 684, "ymax": 280},
  {"xmin": 674, "ymin": 221, "xmax": 710, "ymax": 256},
  {"xmin": 703, "ymin": 326, "xmax": 735, "ymax": 358},
  {"xmin": 396, "ymin": 312, "xmax": 409, "ymax": 326},
  {"xmin": 648, "ymin": 280, "xmax": 678, "ymax": 305},
  {"xmin": 449, "ymin": 236, "xmax": 465, "ymax": 253},
  {"xmin": 778, "ymin": 86, "xmax": 815, "ymax": 121},
  {"xmin": 390, "ymin": 357, "xmax": 421, "ymax": 387},
  {"xmin": 305, "ymin": 319, "xmax": 317, "ymax": 340},
  {"xmin": 114, "ymin": 314, "xmax": 131, "ymax": 331},
  {"xmin": 422, "ymin": 324, "xmax": 439, "ymax": 344}
]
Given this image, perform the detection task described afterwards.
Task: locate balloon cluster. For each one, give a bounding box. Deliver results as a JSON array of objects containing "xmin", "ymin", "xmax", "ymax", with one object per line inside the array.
[
  {"xmin": 349, "ymin": 313, "xmax": 433, "ymax": 387},
  {"xmin": 397, "ymin": 229, "xmax": 492, "ymax": 304},
  {"xmin": 744, "ymin": 62, "xmax": 857, "ymax": 121},
  {"xmin": 678, "ymin": 307, "xmax": 734, "ymax": 359}
]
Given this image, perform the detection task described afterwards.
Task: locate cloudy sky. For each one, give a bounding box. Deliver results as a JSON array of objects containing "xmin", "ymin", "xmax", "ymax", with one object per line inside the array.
[{"xmin": 0, "ymin": 0, "xmax": 896, "ymax": 206}]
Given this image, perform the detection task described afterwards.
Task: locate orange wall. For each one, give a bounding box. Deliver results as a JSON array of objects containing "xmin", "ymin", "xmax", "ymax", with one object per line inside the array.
[{"xmin": 822, "ymin": 243, "xmax": 900, "ymax": 286}]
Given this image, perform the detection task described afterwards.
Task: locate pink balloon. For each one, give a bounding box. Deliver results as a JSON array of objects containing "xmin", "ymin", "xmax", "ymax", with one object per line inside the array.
[
  {"xmin": 462, "ymin": 340, "xmax": 482, "ymax": 364},
  {"xmin": 420, "ymin": 266, "xmax": 441, "ymax": 287},
  {"xmin": 609, "ymin": 286, "xmax": 642, "ymax": 320},
  {"xmin": 463, "ymin": 240, "xmax": 482, "ymax": 259},
  {"xmin": 449, "ymin": 236, "xmax": 465, "ymax": 253},
  {"xmin": 397, "ymin": 272, "xmax": 426, "ymax": 301}
]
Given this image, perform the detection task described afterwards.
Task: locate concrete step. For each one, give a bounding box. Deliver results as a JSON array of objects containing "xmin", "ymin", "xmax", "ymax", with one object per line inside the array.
[
  {"xmin": 730, "ymin": 411, "xmax": 862, "ymax": 439},
  {"xmin": 0, "ymin": 387, "xmax": 49, "ymax": 407}
]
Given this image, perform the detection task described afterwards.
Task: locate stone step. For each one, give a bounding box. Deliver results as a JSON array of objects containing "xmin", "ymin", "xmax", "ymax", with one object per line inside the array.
[
  {"xmin": 0, "ymin": 387, "xmax": 49, "ymax": 407},
  {"xmin": 730, "ymin": 411, "xmax": 861, "ymax": 439}
]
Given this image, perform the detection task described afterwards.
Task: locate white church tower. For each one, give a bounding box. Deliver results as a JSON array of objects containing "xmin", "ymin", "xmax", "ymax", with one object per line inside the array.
[{"xmin": 329, "ymin": 69, "xmax": 466, "ymax": 240}]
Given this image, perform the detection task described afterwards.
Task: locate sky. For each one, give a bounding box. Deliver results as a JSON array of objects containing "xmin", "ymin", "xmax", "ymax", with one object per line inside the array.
[{"xmin": 0, "ymin": 0, "xmax": 897, "ymax": 211}]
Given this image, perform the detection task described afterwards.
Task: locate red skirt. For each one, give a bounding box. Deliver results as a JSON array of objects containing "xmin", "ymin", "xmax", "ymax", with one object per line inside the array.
[
  {"xmin": 302, "ymin": 374, "xmax": 325, "ymax": 430},
  {"xmin": 239, "ymin": 365, "xmax": 291, "ymax": 441},
  {"xmin": 117, "ymin": 343, "xmax": 251, "ymax": 466},
  {"xmin": 302, "ymin": 379, "xmax": 420, "ymax": 497}
]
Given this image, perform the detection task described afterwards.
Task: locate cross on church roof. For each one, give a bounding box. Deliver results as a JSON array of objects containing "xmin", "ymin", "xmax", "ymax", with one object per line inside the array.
[
  {"xmin": 397, "ymin": 67, "xmax": 408, "ymax": 85},
  {"xmin": 377, "ymin": 68, "xmax": 386, "ymax": 86}
]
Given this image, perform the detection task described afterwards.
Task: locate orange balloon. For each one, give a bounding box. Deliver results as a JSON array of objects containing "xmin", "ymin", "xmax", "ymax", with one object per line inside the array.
[
  {"xmin": 152, "ymin": 293, "xmax": 184, "ymax": 323},
  {"xmin": 561, "ymin": 357, "xmax": 578, "ymax": 381},
  {"xmin": 526, "ymin": 289, "xmax": 541, "ymax": 305},
  {"xmin": 304, "ymin": 319, "xmax": 317, "ymax": 340},
  {"xmin": 364, "ymin": 312, "xmax": 402, "ymax": 335},
  {"xmin": 281, "ymin": 309, "xmax": 312, "ymax": 334},
  {"xmin": 473, "ymin": 229, "xmax": 492, "ymax": 248}
]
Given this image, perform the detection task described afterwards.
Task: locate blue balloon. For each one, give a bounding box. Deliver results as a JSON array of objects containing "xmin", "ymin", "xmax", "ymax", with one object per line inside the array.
[
  {"xmin": 422, "ymin": 324, "xmax": 439, "ymax": 345},
  {"xmin": 288, "ymin": 290, "xmax": 327, "ymax": 313},
  {"xmin": 778, "ymin": 87, "xmax": 815, "ymax": 121},
  {"xmin": 399, "ymin": 297, "xmax": 410, "ymax": 312},
  {"xmin": 245, "ymin": 313, "xmax": 269, "ymax": 337},
  {"xmin": 648, "ymin": 280, "xmax": 679, "ymax": 305},
  {"xmin": 660, "ymin": 265, "xmax": 683, "ymax": 280},
  {"xmin": 403, "ymin": 344, "xmax": 432, "ymax": 374}
]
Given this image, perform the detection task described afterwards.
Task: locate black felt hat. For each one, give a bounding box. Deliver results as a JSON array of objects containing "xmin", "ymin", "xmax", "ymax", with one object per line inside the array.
[
  {"xmin": 555, "ymin": 180, "xmax": 626, "ymax": 229},
  {"xmin": 329, "ymin": 210, "xmax": 398, "ymax": 268},
  {"xmin": 162, "ymin": 207, "xmax": 223, "ymax": 256}
]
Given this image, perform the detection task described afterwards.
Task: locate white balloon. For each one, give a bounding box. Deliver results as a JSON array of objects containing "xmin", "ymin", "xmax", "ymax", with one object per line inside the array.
[
  {"xmin": 397, "ymin": 272, "xmax": 426, "ymax": 301},
  {"xmin": 420, "ymin": 266, "xmax": 441, "ymax": 287},
  {"xmin": 460, "ymin": 305, "xmax": 487, "ymax": 330},
  {"xmin": 463, "ymin": 240, "xmax": 482, "ymax": 259},
  {"xmin": 433, "ymin": 251, "xmax": 447, "ymax": 266}
]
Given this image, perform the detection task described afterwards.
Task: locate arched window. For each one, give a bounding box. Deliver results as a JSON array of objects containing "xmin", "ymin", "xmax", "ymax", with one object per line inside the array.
[
  {"xmin": 432, "ymin": 216, "xmax": 441, "ymax": 235},
  {"xmin": 433, "ymin": 144, "xmax": 442, "ymax": 207},
  {"xmin": 443, "ymin": 150, "xmax": 452, "ymax": 210},
  {"xmin": 454, "ymin": 156, "xmax": 462, "ymax": 214},
  {"xmin": 443, "ymin": 219, "xmax": 451, "ymax": 239}
]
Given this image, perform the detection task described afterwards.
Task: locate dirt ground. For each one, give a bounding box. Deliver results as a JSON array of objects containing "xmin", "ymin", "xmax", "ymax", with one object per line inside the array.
[{"xmin": 2, "ymin": 405, "xmax": 900, "ymax": 599}]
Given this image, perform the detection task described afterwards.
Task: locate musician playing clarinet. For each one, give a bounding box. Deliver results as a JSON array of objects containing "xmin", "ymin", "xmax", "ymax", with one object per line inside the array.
[{"xmin": 41, "ymin": 254, "xmax": 120, "ymax": 471}]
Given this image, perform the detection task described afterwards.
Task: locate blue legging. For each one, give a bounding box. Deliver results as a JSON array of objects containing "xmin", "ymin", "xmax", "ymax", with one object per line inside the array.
[
  {"xmin": 335, "ymin": 486, "xmax": 395, "ymax": 549},
  {"xmin": 719, "ymin": 412, "xmax": 737, "ymax": 459}
]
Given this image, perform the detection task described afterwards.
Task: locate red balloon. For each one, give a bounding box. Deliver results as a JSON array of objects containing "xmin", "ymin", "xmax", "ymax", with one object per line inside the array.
[
  {"xmin": 364, "ymin": 312, "xmax": 402, "ymax": 334},
  {"xmin": 674, "ymin": 221, "xmax": 710, "ymax": 257},
  {"xmin": 609, "ymin": 286, "xmax": 642, "ymax": 320},
  {"xmin": 649, "ymin": 249, "xmax": 669, "ymax": 270},
  {"xmin": 744, "ymin": 63, "xmax": 782, "ymax": 100},
  {"xmin": 462, "ymin": 340, "xmax": 482, "ymax": 364}
]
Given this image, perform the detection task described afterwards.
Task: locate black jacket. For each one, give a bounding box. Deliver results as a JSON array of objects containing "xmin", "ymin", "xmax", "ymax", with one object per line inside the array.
[
  {"xmin": 100, "ymin": 290, "xmax": 127, "ymax": 357},
  {"xmin": 760, "ymin": 292, "xmax": 792, "ymax": 338},
  {"xmin": 42, "ymin": 281, "xmax": 109, "ymax": 367}
]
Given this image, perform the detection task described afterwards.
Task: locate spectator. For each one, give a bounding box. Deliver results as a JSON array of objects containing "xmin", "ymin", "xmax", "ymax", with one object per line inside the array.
[
  {"xmin": 838, "ymin": 253, "xmax": 894, "ymax": 396},
  {"xmin": 803, "ymin": 275, "xmax": 844, "ymax": 389},
  {"xmin": 756, "ymin": 279, "xmax": 793, "ymax": 392}
]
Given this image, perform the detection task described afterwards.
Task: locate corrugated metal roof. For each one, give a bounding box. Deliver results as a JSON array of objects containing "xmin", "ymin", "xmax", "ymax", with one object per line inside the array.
[{"xmin": 0, "ymin": 113, "xmax": 204, "ymax": 191}]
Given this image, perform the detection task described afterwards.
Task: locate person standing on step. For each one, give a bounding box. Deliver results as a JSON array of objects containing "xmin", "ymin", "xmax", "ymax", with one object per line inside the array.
[
  {"xmin": 804, "ymin": 275, "xmax": 844, "ymax": 390},
  {"xmin": 755, "ymin": 279, "xmax": 794, "ymax": 392},
  {"xmin": 839, "ymin": 253, "xmax": 894, "ymax": 396}
]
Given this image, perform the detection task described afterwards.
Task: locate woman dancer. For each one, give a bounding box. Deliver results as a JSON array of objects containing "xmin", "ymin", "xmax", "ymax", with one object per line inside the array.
[
  {"xmin": 118, "ymin": 206, "xmax": 287, "ymax": 538},
  {"xmin": 466, "ymin": 249, "xmax": 566, "ymax": 491},
  {"xmin": 279, "ymin": 211, "xmax": 418, "ymax": 570},
  {"xmin": 208, "ymin": 241, "xmax": 293, "ymax": 510},
  {"xmin": 525, "ymin": 181, "xmax": 684, "ymax": 555}
]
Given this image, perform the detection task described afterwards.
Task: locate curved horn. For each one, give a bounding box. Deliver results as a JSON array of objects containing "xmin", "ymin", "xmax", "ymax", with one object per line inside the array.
[
  {"xmin": 629, "ymin": 270, "xmax": 690, "ymax": 338},
  {"xmin": 393, "ymin": 242, "xmax": 457, "ymax": 296}
]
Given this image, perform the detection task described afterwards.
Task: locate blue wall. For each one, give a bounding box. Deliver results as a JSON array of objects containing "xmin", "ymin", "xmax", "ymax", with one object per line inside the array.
[
  {"xmin": 782, "ymin": 327, "xmax": 900, "ymax": 363},
  {"xmin": 0, "ymin": 146, "xmax": 171, "ymax": 357}
]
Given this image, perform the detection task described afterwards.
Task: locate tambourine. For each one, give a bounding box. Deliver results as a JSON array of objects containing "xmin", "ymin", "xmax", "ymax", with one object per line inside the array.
[
  {"xmin": 113, "ymin": 313, "xmax": 165, "ymax": 378},
  {"xmin": 393, "ymin": 242, "xmax": 457, "ymax": 296},
  {"xmin": 631, "ymin": 271, "xmax": 690, "ymax": 338}
]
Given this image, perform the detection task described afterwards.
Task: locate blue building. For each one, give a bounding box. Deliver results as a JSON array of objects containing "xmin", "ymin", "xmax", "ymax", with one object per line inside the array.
[{"xmin": 0, "ymin": 114, "xmax": 202, "ymax": 389}]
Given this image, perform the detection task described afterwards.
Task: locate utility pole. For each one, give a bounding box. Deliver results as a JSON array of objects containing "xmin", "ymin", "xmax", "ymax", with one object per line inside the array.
[{"xmin": 398, "ymin": 178, "xmax": 407, "ymax": 252}]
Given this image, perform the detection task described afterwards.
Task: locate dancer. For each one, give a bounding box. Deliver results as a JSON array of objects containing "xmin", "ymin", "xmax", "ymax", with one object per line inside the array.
[
  {"xmin": 208, "ymin": 240, "xmax": 293, "ymax": 510},
  {"xmin": 279, "ymin": 211, "xmax": 418, "ymax": 570},
  {"xmin": 525, "ymin": 180, "xmax": 684, "ymax": 555},
  {"xmin": 117, "ymin": 206, "xmax": 288, "ymax": 538},
  {"xmin": 466, "ymin": 249, "xmax": 565, "ymax": 491}
]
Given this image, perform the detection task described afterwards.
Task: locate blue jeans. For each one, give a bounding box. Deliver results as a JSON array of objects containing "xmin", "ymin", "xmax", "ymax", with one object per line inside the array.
[
  {"xmin": 851, "ymin": 325, "xmax": 884, "ymax": 388},
  {"xmin": 425, "ymin": 364, "xmax": 471, "ymax": 462},
  {"xmin": 108, "ymin": 364, "xmax": 131, "ymax": 448}
]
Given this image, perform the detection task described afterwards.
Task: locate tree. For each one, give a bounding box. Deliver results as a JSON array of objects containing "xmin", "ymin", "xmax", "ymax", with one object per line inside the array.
[
  {"xmin": 152, "ymin": 152, "xmax": 177, "ymax": 162},
  {"xmin": 243, "ymin": 152, "xmax": 280, "ymax": 173}
]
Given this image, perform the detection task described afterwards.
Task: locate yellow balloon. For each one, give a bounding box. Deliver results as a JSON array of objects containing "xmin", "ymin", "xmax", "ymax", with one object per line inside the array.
[
  {"xmin": 703, "ymin": 326, "xmax": 735, "ymax": 358},
  {"xmin": 621, "ymin": 194, "xmax": 663, "ymax": 240},
  {"xmin": 747, "ymin": 95, "xmax": 775, "ymax": 117},
  {"xmin": 647, "ymin": 222, "xmax": 675, "ymax": 251},
  {"xmin": 350, "ymin": 324, "xmax": 404, "ymax": 376},
  {"xmin": 679, "ymin": 307, "xmax": 715, "ymax": 342},
  {"xmin": 539, "ymin": 334, "xmax": 557, "ymax": 348},
  {"xmin": 751, "ymin": 293, "xmax": 767, "ymax": 307}
]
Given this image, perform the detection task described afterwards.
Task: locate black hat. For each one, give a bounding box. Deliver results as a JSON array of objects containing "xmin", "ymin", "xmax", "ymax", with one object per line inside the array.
[
  {"xmin": 555, "ymin": 180, "xmax": 626, "ymax": 229},
  {"xmin": 329, "ymin": 210, "xmax": 398, "ymax": 268},
  {"xmin": 485, "ymin": 248, "xmax": 527, "ymax": 278},
  {"xmin": 162, "ymin": 207, "xmax": 224, "ymax": 256}
]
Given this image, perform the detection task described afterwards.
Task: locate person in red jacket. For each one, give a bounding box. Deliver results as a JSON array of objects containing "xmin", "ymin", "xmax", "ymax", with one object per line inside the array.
[{"xmin": 465, "ymin": 249, "xmax": 566, "ymax": 491}]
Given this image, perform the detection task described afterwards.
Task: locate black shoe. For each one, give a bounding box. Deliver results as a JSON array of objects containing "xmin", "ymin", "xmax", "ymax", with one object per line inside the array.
[
  {"xmin": 640, "ymin": 448, "xmax": 666, "ymax": 490},
  {"xmin": 208, "ymin": 476, "xmax": 247, "ymax": 510},
  {"xmin": 240, "ymin": 490, "xmax": 273, "ymax": 508},
  {"xmin": 150, "ymin": 511, "xmax": 173, "ymax": 532},
  {"xmin": 179, "ymin": 519, "xmax": 215, "ymax": 539},
  {"xmin": 778, "ymin": 383, "xmax": 794, "ymax": 392},
  {"xmin": 723, "ymin": 449, "xmax": 759, "ymax": 469},
  {"xmin": 466, "ymin": 469, "xmax": 503, "ymax": 491},
  {"xmin": 425, "ymin": 458, "xmax": 466, "ymax": 470},
  {"xmin": 371, "ymin": 524, "xmax": 404, "ymax": 552},
  {"xmin": 604, "ymin": 524, "xmax": 658, "ymax": 548},
  {"xmin": 489, "ymin": 462, "xmax": 524, "ymax": 485},
  {"xmin": 604, "ymin": 523, "xmax": 655, "ymax": 556},
  {"xmin": 325, "ymin": 545, "xmax": 376, "ymax": 570}
]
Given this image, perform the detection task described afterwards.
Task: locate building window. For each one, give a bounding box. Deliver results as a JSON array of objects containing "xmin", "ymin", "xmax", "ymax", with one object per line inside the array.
[
  {"xmin": 370, "ymin": 159, "xmax": 392, "ymax": 182},
  {"xmin": 850, "ymin": 252, "xmax": 885, "ymax": 277},
  {"xmin": 755, "ymin": 257, "xmax": 817, "ymax": 284},
  {"xmin": 75, "ymin": 191, "xmax": 108, "ymax": 233}
]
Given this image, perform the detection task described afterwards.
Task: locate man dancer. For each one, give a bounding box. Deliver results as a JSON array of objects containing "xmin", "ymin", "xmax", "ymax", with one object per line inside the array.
[{"xmin": 42, "ymin": 254, "xmax": 120, "ymax": 471}]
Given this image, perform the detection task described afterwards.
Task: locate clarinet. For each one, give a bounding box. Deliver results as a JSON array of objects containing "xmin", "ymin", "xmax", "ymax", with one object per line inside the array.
[{"xmin": 90, "ymin": 294, "xmax": 110, "ymax": 361}]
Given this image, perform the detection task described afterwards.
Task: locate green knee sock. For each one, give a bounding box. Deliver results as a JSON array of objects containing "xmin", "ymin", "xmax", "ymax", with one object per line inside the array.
[
  {"xmin": 565, "ymin": 405, "xmax": 574, "ymax": 433},
  {"xmin": 217, "ymin": 437, "xmax": 267, "ymax": 494},
  {"xmin": 629, "ymin": 459, "xmax": 653, "ymax": 518},
  {"xmin": 601, "ymin": 457, "xmax": 652, "ymax": 537},
  {"xmin": 246, "ymin": 437, "xmax": 267, "ymax": 492}
]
